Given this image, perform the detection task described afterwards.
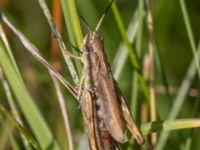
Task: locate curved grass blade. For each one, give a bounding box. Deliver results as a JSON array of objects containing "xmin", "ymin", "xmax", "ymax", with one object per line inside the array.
[
  {"xmin": 38, "ymin": 0, "xmax": 80, "ymax": 84},
  {"xmin": 0, "ymin": 32, "xmax": 60, "ymax": 150},
  {"xmin": 1, "ymin": 13, "xmax": 77, "ymax": 98},
  {"xmin": 0, "ymin": 68, "xmax": 32, "ymax": 149},
  {"xmin": 0, "ymin": 104, "xmax": 41, "ymax": 150}
]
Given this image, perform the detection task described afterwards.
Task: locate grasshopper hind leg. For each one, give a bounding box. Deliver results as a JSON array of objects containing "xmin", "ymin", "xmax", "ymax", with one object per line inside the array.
[
  {"xmin": 80, "ymin": 91, "xmax": 99, "ymax": 150},
  {"xmin": 114, "ymin": 82, "xmax": 145, "ymax": 145}
]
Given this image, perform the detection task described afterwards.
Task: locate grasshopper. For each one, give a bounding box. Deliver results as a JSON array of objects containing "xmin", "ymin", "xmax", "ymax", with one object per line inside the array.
[
  {"xmin": 78, "ymin": 1, "xmax": 145, "ymax": 149},
  {"xmin": 80, "ymin": 32, "xmax": 145, "ymax": 150}
]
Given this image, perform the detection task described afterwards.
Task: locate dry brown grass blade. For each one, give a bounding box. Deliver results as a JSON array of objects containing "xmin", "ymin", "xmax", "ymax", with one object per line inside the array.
[{"xmin": 1, "ymin": 13, "xmax": 78, "ymax": 99}]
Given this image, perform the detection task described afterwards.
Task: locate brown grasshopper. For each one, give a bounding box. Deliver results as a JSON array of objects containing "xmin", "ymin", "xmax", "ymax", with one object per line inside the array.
[
  {"xmin": 78, "ymin": 1, "xmax": 145, "ymax": 149},
  {"xmin": 79, "ymin": 32, "xmax": 145, "ymax": 149}
]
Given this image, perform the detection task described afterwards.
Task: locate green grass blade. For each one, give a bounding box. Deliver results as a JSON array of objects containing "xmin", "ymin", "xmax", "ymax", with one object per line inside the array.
[
  {"xmin": 155, "ymin": 44, "xmax": 200, "ymax": 150},
  {"xmin": 131, "ymin": 72, "xmax": 139, "ymax": 118},
  {"xmin": 0, "ymin": 24, "xmax": 23, "ymax": 83},
  {"xmin": 60, "ymin": 0, "xmax": 83, "ymax": 75},
  {"xmin": 1, "ymin": 71, "xmax": 32, "ymax": 150},
  {"xmin": 112, "ymin": 10, "xmax": 139, "ymax": 80},
  {"xmin": 60, "ymin": 0, "xmax": 76, "ymax": 46},
  {"xmin": 111, "ymin": 1, "xmax": 149, "ymax": 100},
  {"xmin": 141, "ymin": 119, "xmax": 200, "ymax": 136},
  {"xmin": 111, "ymin": 1, "xmax": 140, "ymax": 70},
  {"xmin": 63, "ymin": 0, "xmax": 83, "ymax": 48},
  {"xmin": 179, "ymin": 0, "xmax": 200, "ymax": 79},
  {"xmin": 0, "ymin": 104, "xmax": 41, "ymax": 150},
  {"xmin": 182, "ymin": 137, "xmax": 192, "ymax": 150},
  {"xmin": 131, "ymin": 0, "xmax": 145, "ymax": 118},
  {"xmin": 0, "ymin": 38, "xmax": 60, "ymax": 150}
]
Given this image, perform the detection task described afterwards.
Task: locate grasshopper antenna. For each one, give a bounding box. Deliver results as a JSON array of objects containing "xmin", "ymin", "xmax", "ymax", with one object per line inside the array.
[
  {"xmin": 80, "ymin": 16, "xmax": 92, "ymax": 33},
  {"xmin": 95, "ymin": 0, "xmax": 114, "ymax": 31}
]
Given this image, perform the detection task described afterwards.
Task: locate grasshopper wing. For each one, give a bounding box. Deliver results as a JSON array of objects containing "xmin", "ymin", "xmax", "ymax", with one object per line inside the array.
[
  {"xmin": 115, "ymin": 85, "xmax": 145, "ymax": 145},
  {"xmin": 98, "ymin": 74, "xmax": 125, "ymax": 143}
]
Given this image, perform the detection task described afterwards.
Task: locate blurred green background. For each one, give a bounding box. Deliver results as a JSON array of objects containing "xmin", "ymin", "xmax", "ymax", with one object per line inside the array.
[{"xmin": 0, "ymin": 0, "xmax": 200, "ymax": 149}]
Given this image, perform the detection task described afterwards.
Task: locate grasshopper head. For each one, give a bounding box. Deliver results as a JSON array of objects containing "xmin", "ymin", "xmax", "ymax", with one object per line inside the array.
[{"xmin": 81, "ymin": 31, "xmax": 104, "ymax": 53}]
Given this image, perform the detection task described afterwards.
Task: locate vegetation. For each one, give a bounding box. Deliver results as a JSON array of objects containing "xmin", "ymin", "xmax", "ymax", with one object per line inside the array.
[{"xmin": 0, "ymin": 0, "xmax": 200, "ymax": 149}]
